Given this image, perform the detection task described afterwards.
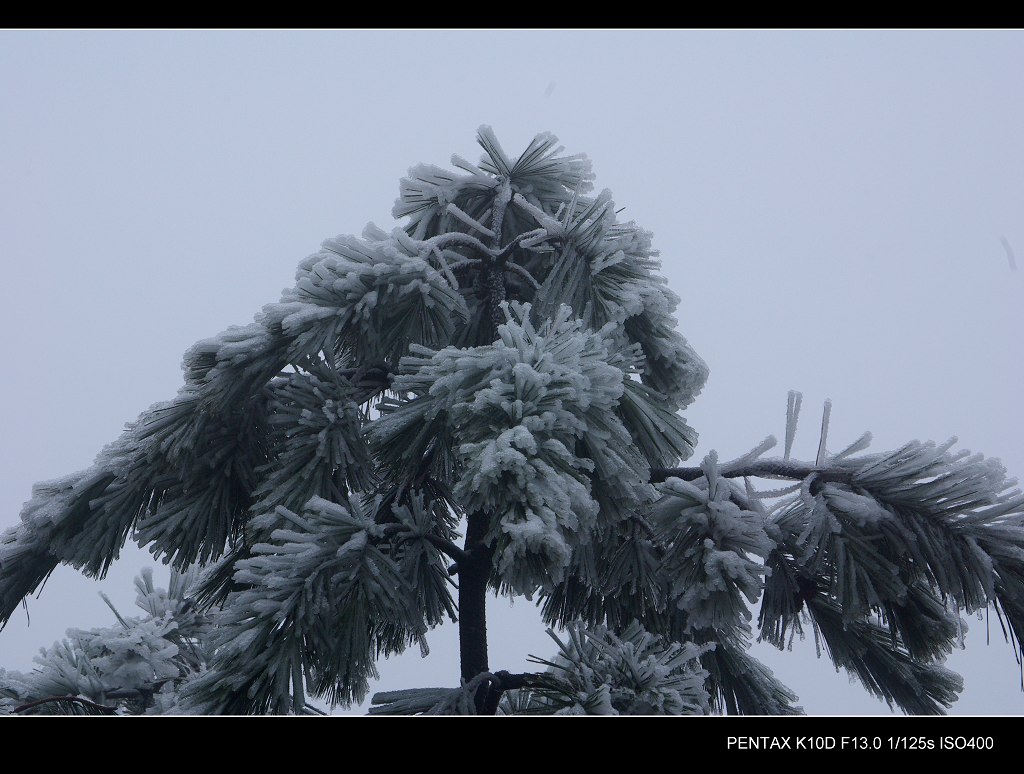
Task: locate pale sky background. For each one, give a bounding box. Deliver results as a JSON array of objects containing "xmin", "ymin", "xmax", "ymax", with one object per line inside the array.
[{"xmin": 1, "ymin": 30, "xmax": 1021, "ymax": 715}]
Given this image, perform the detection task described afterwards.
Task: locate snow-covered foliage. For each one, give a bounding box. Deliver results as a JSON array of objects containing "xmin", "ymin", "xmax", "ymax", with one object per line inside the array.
[
  {"xmin": 370, "ymin": 302, "xmax": 660, "ymax": 595},
  {"xmin": 654, "ymin": 452, "xmax": 776, "ymax": 636},
  {"xmin": 505, "ymin": 622, "xmax": 713, "ymax": 715},
  {"xmin": 0, "ymin": 570, "xmax": 208, "ymax": 715},
  {"xmin": 368, "ymin": 621, "xmax": 711, "ymax": 717},
  {"xmin": 182, "ymin": 497, "xmax": 427, "ymax": 715},
  {"xmin": 2, "ymin": 128, "xmax": 1023, "ymax": 715}
]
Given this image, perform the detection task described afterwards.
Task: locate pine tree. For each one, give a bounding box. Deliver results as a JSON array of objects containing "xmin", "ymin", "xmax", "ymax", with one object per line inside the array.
[{"xmin": 2, "ymin": 128, "xmax": 1023, "ymax": 715}]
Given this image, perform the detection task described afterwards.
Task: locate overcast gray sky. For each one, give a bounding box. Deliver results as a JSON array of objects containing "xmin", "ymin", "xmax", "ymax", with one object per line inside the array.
[{"xmin": 1, "ymin": 30, "xmax": 1021, "ymax": 714}]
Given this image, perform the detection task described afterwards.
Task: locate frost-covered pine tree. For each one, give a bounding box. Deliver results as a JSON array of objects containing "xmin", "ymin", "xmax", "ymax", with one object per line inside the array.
[{"xmin": 2, "ymin": 128, "xmax": 1023, "ymax": 715}]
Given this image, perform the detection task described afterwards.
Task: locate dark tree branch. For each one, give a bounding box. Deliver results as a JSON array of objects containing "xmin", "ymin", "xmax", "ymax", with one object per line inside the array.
[
  {"xmin": 650, "ymin": 459, "xmax": 854, "ymax": 486},
  {"xmin": 382, "ymin": 523, "xmax": 468, "ymax": 564},
  {"xmin": 421, "ymin": 534, "xmax": 469, "ymax": 564},
  {"xmin": 481, "ymin": 670, "xmax": 546, "ymax": 715},
  {"xmin": 492, "ymin": 670, "xmax": 543, "ymax": 691},
  {"xmin": 14, "ymin": 695, "xmax": 117, "ymax": 715}
]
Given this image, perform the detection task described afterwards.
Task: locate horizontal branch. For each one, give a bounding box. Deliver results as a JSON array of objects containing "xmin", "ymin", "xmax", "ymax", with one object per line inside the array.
[
  {"xmin": 482, "ymin": 670, "xmax": 547, "ymax": 715},
  {"xmin": 649, "ymin": 459, "xmax": 854, "ymax": 486},
  {"xmin": 14, "ymin": 695, "xmax": 117, "ymax": 715},
  {"xmin": 492, "ymin": 670, "xmax": 544, "ymax": 691}
]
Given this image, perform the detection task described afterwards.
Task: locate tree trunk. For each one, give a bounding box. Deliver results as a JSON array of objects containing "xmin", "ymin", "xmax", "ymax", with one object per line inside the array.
[
  {"xmin": 457, "ymin": 239, "xmax": 507, "ymax": 714},
  {"xmin": 458, "ymin": 510, "xmax": 495, "ymax": 713}
]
